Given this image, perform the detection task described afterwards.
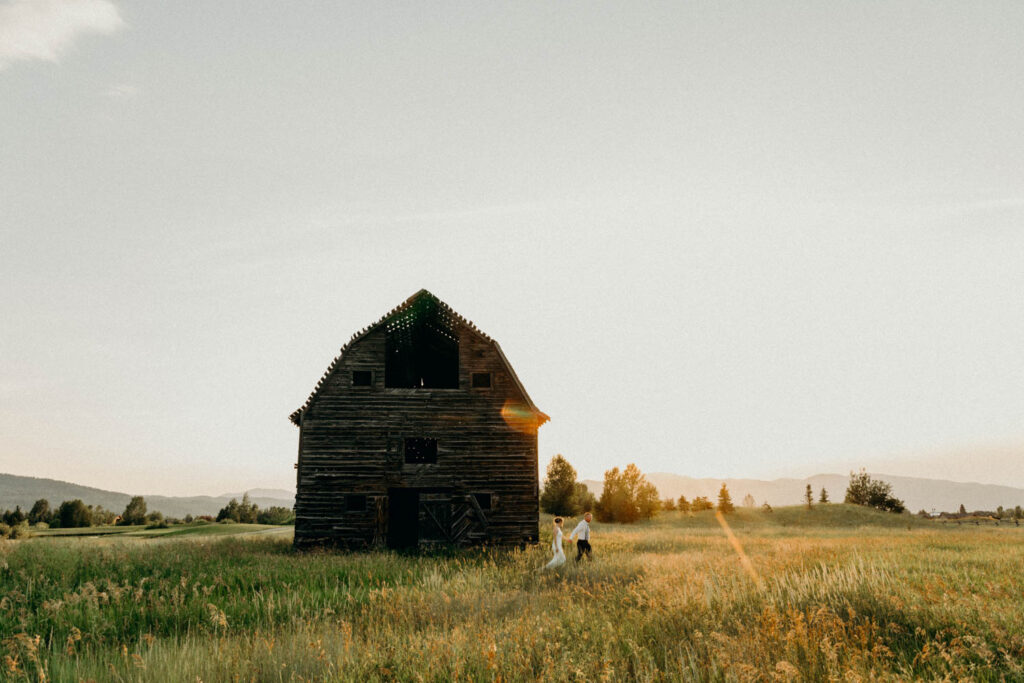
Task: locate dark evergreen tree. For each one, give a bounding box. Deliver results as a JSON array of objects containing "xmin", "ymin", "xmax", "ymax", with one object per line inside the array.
[{"xmin": 716, "ymin": 483, "xmax": 735, "ymax": 514}]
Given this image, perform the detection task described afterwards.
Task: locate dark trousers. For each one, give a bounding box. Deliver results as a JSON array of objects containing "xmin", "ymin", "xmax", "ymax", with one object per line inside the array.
[{"xmin": 575, "ymin": 539, "xmax": 592, "ymax": 562}]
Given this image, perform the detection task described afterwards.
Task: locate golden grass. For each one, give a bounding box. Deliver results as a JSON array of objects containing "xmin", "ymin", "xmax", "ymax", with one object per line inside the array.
[{"xmin": 2, "ymin": 506, "xmax": 1022, "ymax": 681}]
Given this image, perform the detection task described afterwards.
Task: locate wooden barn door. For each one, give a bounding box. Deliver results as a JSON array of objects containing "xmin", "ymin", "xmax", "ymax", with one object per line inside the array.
[{"xmin": 386, "ymin": 489, "xmax": 419, "ymax": 549}]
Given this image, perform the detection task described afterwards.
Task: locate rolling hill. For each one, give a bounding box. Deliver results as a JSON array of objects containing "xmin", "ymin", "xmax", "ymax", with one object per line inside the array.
[{"xmin": 0, "ymin": 473, "xmax": 293, "ymax": 518}]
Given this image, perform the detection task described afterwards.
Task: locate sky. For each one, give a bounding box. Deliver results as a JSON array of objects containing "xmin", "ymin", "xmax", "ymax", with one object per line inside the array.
[{"xmin": 2, "ymin": 1, "xmax": 1023, "ymax": 496}]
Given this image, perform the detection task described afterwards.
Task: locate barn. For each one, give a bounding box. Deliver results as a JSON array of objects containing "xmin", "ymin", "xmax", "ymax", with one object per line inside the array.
[{"xmin": 290, "ymin": 289, "xmax": 549, "ymax": 549}]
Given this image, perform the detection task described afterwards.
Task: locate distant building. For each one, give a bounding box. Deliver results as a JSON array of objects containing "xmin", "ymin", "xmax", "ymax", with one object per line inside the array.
[{"xmin": 290, "ymin": 290, "xmax": 549, "ymax": 549}]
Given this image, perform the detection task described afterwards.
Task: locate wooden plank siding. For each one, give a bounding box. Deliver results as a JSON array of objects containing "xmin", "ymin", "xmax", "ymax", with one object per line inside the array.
[{"xmin": 292, "ymin": 292, "xmax": 545, "ymax": 549}]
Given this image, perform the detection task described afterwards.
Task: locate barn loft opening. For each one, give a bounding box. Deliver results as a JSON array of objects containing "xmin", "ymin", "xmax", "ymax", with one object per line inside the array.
[
  {"xmin": 385, "ymin": 296, "xmax": 459, "ymax": 388},
  {"xmin": 404, "ymin": 437, "xmax": 438, "ymax": 464}
]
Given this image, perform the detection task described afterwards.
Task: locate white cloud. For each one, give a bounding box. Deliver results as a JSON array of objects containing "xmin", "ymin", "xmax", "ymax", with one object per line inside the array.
[{"xmin": 0, "ymin": 0, "xmax": 123, "ymax": 70}]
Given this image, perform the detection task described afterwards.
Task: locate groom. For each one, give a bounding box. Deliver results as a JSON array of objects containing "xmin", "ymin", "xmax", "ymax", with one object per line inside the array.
[{"xmin": 568, "ymin": 512, "xmax": 593, "ymax": 562}]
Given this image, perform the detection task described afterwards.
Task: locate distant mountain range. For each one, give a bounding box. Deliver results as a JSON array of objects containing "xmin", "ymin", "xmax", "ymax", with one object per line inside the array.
[
  {"xmin": 582, "ymin": 473, "xmax": 1024, "ymax": 513},
  {"xmin": 0, "ymin": 474, "xmax": 293, "ymax": 518},
  {"xmin": 5, "ymin": 471, "xmax": 1022, "ymax": 518}
]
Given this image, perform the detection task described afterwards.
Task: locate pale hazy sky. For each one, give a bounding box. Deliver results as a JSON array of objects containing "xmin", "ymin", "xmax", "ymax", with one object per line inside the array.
[{"xmin": 2, "ymin": 1, "xmax": 1023, "ymax": 496}]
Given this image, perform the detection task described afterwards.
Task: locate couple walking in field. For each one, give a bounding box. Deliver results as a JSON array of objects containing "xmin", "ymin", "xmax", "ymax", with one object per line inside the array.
[{"xmin": 542, "ymin": 512, "xmax": 593, "ymax": 570}]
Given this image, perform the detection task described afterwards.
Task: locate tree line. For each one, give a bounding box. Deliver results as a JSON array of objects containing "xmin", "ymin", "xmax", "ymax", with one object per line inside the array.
[
  {"xmin": 0, "ymin": 493, "xmax": 293, "ymax": 537},
  {"xmin": 539, "ymin": 455, "xmax": 739, "ymax": 522},
  {"xmin": 539, "ymin": 458, "xmax": 925, "ymax": 523}
]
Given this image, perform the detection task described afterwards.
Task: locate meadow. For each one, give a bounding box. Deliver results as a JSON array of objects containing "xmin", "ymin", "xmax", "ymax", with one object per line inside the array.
[{"xmin": 1, "ymin": 505, "xmax": 1022, "ymax": 682}]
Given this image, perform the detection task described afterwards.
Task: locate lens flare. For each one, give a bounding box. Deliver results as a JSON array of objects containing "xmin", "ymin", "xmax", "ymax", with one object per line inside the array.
[
  {"xmin": 500, "ymin": 401, "xmax": 539, "ymax": 434},
  {"xmin": 715, "ymin": 510, "xmax": 763, "ymax": 589}
]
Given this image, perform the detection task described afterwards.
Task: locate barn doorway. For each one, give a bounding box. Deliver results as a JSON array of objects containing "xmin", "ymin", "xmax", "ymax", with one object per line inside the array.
[{"xmin": 386, "ymin": 489, "xmax": 419, "ymax": 549}]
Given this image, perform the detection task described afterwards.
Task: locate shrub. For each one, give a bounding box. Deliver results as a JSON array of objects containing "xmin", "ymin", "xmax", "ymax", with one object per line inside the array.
[
  {"xmin": 9, "ymin": 522, "xmax": 33, "ymax": 539},
  {"xmin": 845, "ymin": 470, "xmax": 905, "ymax": 513}
]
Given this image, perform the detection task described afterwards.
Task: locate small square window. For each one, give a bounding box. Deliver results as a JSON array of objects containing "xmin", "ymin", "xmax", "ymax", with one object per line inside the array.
[
  {"xmin": 346, "ymin": 494, "xmax": 366, "ymax": 512},
  {"xmin": 471, "ymin": 372, "xmax": 492, "ymax": 389},
  {"xmin": 352, "ymin": 371, "xmax": 372, "ymax": 386},
  {"xmin": 404, "ymin": 437, "xmax": 437, "ymax": 464},
  {"xmin": 473, "ymin": 493, "xmax": 492, "ymax": 510}
]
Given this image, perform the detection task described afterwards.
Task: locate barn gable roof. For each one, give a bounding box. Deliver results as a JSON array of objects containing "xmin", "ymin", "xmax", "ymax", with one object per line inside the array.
[{"xmin": 289, "ymin": 289, "xmax": 549, "ymax": 426}]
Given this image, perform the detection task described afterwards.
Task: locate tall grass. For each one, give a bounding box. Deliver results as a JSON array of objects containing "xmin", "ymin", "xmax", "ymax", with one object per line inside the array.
[{"xmin": 1, "ymin": 506, "xmax": 1022, "ymax": 681}]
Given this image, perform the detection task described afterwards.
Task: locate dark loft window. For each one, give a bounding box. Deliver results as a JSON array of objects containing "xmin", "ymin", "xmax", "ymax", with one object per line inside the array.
[
  {"xmin": 473, "ymin": 493, "xmax": 492, "ymax": 510},
  {"xmin": 346, "ymin": 494, "xmax": 367, "ymax": 512},
  {"xmin": 404, "ymin": 437, "xmax": 438, "ymax": 464},
  {"xmin": 385, "ymin": 298, "xmax": 459, "ymax": 388},
  {"xmin": 471, "ymin": 372, "xmax": 492, "ymax": 389},
  {"xmin": 352, "ymin": 370, "xmax": 372, "ymax": 386}
]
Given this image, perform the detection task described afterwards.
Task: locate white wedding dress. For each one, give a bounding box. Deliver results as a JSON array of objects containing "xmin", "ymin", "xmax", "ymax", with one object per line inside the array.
[{"xmin": 543, "ymin": 527, "xmax": 566, "ymax": 569}]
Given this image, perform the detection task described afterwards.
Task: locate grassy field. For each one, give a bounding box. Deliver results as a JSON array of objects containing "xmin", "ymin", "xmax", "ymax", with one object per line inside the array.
[
  {"xmin": 31, "ymin": 523, "xmax": 289, "ymax": 540},
  {"xmin": 2, "ymin": 505, "xmax": 1022, "ymax": 682}
]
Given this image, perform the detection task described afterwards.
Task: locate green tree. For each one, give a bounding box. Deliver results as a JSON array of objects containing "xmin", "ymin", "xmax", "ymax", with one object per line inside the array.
[
  {"xmin": 539, "ymin": 455, "xmax": 593, "ymax": 515},
  {"xmin": 692, "ymin": 496, "xmax": 713, "ymax": 511},
  {"xmin": 218, "ymin": 494, "xmax": 260, "ymax": 523},
  {"xmin": 257, "ymin": 506, "xmax": 295, "ymax": 525},
  {"xmin": 239, "ymin": 493, "xmax": 259, "ymax": 523},
  {"xmin": 818, "ymin": 488, "xmax": 830, "ymax": 504},
  {"xmin": 595, "ymin": 464, "xmax": 660, "ymax": 523},
  {"xmin": 217, "ymin": 498, "xmax": 240, "ymax": 522},
  {"xmin": 58, "ymin": 499, "xmax": 92, "ymax": 528},
  {"xmin": 716, "ymin": 483, "xmax": 734, "ymax": 514},
  {"xmin": 572, "ymin": 483, "xmax": 597, "ymax": 515},
  {"xmin": 677, "ymin": 495, "xmax": 691, "ymax": 513},
  {"xmin": 662, "ymin": 498, "xmax": 677, "ymax": 511},
  {"xmin": 844, "ymin": 470, "xmax": 905, "ymax": 513},
  {"xmin": 121, "ymin": 496, "xmax": 147, "ymax": 525},
  {"xmin": 90, "ymin": 505, "xmax": 117, "ymax": 525},
  {"xmin": 959, "ymin": 503, "xmax": 967, "ymax": 515},
  {"xmin": 3, "ymin": 506, "xmax": 25, "ymax": 525},
  {"xmin": 28, "ymin": 499, "xmax": 51, "ymax": 525},
  {"xmin": 540, "ymin": 454, "xmax": 577, "ymax": 515},
  {"xmin": 804, "ymin": 484, "xmax": 814, "ymax": 509}
]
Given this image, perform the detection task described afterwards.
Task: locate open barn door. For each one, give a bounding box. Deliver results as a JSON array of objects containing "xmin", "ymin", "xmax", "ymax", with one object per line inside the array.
[{"xmin": 386, "ymin": 489, "xmax": 419, "ymax": 549}]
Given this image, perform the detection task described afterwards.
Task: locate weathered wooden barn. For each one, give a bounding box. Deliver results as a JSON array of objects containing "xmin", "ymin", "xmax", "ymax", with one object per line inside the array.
[{"xmin": 290, "ymin": 290, "xmax": 549, "ymax": 549}]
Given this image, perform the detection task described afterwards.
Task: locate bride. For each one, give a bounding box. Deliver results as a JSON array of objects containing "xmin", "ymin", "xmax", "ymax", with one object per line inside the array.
[{"xmin": 542, "ymin": 517, "xmax": 566, "ymax": 570}]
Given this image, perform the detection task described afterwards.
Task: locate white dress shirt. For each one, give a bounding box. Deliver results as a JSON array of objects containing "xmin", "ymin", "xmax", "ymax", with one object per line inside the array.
[{"xmin": 570, "ymin": 519, "xmax": 590, "ymax": 542}]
